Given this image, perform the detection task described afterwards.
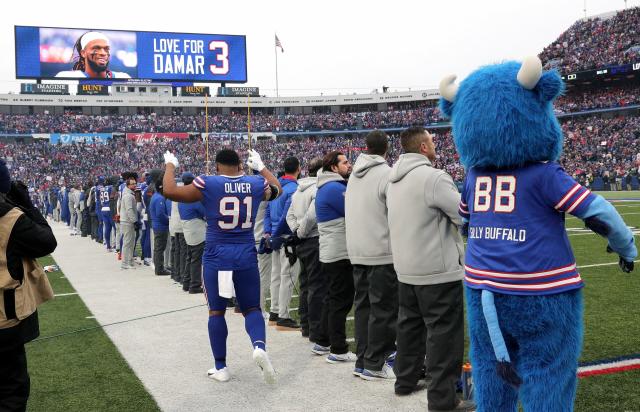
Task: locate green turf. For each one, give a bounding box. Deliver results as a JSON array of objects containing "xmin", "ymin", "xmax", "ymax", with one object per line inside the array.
[
  {"xmin": 594, "ymin": 190, "xmax": 640, "ymax": 200},
  {"xmin": 26, "ymin": 256, "xmax": 160, "ymax": 412}
]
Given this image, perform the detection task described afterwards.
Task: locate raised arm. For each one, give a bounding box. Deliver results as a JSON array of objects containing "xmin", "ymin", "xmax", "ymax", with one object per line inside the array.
[{"xmin": 162, "ymin": 152, "xmax": 203, "ymax": 203}]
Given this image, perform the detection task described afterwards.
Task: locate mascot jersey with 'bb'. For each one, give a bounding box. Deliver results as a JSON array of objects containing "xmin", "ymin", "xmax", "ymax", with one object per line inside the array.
[
  {"xmin": 439, "ymin": 56, "xmax": 636, "ymax": 412},
  {"xmin": 460, "ymin": 162, "xmax": 594, "ymax": 295}
]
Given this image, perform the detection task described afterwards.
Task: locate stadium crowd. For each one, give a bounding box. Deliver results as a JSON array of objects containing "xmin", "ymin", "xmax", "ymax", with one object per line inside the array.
[
  {"xmin": 0, "ymin": 105, "xmax": 442, "ymax": 135},
  {"xmin": 555, "ymin": 84, "xmax": 640, "ymax": 113},
  {"xmin": 4, "ymin": 112, "xmax": 640, "ymax": 192},
  {"xmin": 2, "ymin": 84, "xmax": 639, "ymax": 136},
  {"xmin": 539, "ymin": 6, "xmax": 640, "ymax": 74}
]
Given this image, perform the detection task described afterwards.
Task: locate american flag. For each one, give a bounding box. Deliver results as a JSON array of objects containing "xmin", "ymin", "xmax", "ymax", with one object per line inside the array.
[{"xmin": 275, "ymin": 34, "xmax": 284, "ymax": 53}]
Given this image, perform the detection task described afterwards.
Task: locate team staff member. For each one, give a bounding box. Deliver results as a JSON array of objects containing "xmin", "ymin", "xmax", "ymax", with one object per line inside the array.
[
  {"xmin": 345, "ymin": 130, "xmax": 398, "ymax": 380},
  {"xmin": 264, "ymin": 157, "xmax": 301, "ymax": 331},
  {"xmin": 387, "ymin": 127, "xmax": 473, "ymax": 411},
  {"xmin": 286, "ymin": 158, "xmax": 323, "ymax": 341},
  {"xmin": 120, "ymin": 177, "xmax": 138, "ymax": 270},
  {"xmin": 0, "ymin": 159, "xmax": 57, "ymax": 412},
  {"xmin": 178, "ymin": 172, "xmax": 205, "ymax": 293},
  {"xmin": 315, "ymin": 151, "xmax": 356, "ymax": 365},
  {"xmin": 149, "ymin": 181, "xmax": 171, "ymax": 276}
]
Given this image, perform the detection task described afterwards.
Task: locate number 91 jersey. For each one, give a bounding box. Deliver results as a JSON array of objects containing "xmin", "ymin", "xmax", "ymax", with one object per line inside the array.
[
  {"xmin": 459, "ymin": 162, "xmax": 595, "ymax": 296},
  {"xmin": 193, "ymin": 174, "xmax": 267, "ymax": 245}
]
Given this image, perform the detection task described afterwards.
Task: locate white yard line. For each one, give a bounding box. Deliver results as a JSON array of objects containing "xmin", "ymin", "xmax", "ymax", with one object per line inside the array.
[
  {"xmin": 577, "ymin": 260, "xmax": 640, "ymax": 269},
  {"xmin": 53, "ymin": 292, "xmax": 78, "ymax": 297}
]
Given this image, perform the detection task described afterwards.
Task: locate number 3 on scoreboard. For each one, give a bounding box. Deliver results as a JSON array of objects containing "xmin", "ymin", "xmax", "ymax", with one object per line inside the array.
[
  {"xmin": 474, "ymin": 176, "xmax": 516, "ymax": 213},
  {"xmin": 209, "ymin": 41, "xmax": 229, "ymax": 75},
  {"xmin": 219, "ymin": 196, "xmax": 252, "ymax": 229}
]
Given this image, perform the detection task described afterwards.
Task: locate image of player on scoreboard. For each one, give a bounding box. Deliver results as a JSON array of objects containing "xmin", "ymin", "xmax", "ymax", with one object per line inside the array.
[{"xmin": 55, "ymin": 31, "xmax": 132, "ymax": 79}]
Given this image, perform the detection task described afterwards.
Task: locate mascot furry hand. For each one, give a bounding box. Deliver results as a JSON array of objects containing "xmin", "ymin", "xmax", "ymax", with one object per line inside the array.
[{"xmin": 439, "ymin": 56, "xmax": 637, "ymax": 412}]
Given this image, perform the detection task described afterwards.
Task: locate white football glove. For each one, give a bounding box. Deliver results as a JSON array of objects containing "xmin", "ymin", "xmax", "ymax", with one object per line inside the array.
[
  {"xmin": 163, "ymin": 151, "xmax": 179, "ymax": 168},
  {"xmin": 246, "ymin": 149, "xmax": 265, "ymax": 172}
]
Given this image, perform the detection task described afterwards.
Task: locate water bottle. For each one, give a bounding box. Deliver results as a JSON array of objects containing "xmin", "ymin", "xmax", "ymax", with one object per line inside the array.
[{"xmin": 462, "ymin": 362, "xmax": 473, "ymax": 401}]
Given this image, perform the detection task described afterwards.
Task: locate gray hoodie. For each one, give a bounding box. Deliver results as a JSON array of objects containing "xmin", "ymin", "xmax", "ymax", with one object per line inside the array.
[
  {"xmin": 345, "ymin": 154, "xmax": 393, "ymax": 265},
  {"xmin": 286, "ymin": 176, "xmax": 319, "ymax": 239},
  {"xmin": 387, "ymin": 153, "xmax": 464, "ymax": 285}
]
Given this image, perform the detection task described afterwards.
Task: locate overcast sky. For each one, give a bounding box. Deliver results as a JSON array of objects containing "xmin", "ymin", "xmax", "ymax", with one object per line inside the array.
[{"xmin": 1, "ymin": 0, "xmax": 638, "ymax": 96}]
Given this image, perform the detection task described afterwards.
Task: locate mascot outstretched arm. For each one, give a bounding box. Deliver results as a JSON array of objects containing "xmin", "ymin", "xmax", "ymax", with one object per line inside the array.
[{"xmin": 440, "ymin": 56, "xmax": 637, "ymax": 412}]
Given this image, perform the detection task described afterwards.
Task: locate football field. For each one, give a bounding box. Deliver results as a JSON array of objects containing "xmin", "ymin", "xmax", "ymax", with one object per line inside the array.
[{"xmin": 26, "ymin": 193, "xmax": 640, "ymax": 411}]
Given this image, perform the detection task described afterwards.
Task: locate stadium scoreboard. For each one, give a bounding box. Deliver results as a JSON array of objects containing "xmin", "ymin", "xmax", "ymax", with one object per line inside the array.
[
  {"xmin": 562, "ymin": 61, "xmax": 640, "ymax": 82},
  {"xmin": 14, "ymin": 25, "xmax": 247, "ymax": 83}
]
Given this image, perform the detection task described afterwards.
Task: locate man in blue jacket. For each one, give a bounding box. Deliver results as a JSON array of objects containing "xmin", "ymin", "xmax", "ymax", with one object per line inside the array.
[
  {"xmin": 149, "ymin": 179, "xmax": 171, "ymax": 276},
  {"xmin": 315, "ymin": 151, "xmax": 356, "ymax": 366},
  {"xmin": 177, "ymin": 172, "xmax": 206, "ymax": 293},
  {"xmin": 264, "ymin": 157, "xmax": 301, "ymax": 331}
]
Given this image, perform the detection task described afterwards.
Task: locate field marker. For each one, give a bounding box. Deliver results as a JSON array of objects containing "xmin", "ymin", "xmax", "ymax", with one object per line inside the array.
[
  {"xmin": 54, "ymin": 292, "xmax": 78, "ymax": 297},
  {"xmin": 577, "ymin": 260, "xmax": 640, "ymax": 269}
]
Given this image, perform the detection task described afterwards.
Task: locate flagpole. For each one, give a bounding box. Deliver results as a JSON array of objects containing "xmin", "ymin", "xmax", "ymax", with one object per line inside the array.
[
  {"xmin": 205, "ymin": 93, "xmax": 209, "ymax": 175},
  {"xmin": 275, "ymin": 34, "xmax": 279, "ymax": 97}
]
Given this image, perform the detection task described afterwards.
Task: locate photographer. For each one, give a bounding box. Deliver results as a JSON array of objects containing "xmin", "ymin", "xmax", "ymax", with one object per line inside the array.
[{"xmin": 0, "ymin": 159, "xmax": 57, "ymax": 411}]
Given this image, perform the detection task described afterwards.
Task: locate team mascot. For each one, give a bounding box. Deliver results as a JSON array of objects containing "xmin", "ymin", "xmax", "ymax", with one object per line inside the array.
[{"xmin": 439, "ymin": 56, "xmax": 637, "ymax": 411}]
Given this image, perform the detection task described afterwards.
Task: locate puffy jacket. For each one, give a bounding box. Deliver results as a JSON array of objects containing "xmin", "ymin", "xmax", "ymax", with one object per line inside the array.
[
  {"xmin": 387, "ymin": 153, "xmax": 464, "ymax": 285},
  {"xmin": 315, "ymin": 171, "xmax": 348, "ymax": 263},
  {"xmin": 345, "ymin": 154, "xmax": 393, "ymax": 265},
  {"xmin": 286, "ymin": 176, "xmax": 319, "ymax": 239}
]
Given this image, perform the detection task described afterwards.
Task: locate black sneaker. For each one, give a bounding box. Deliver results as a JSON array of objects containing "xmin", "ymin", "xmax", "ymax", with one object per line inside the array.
[
  {"xmin": 156, "ymin": 270, "xmax": 170, "ymax": 276},
  {"xmin": 301, "ymin": 328, "xmax": 310, "ymax": 338},
  {"xmin": 268, "ymin": 312, "xmax": 279, "ymax": 325},
  {"xmin": 276, "ymin": 318, "xmax": 300, "ymax": 331},
  {"xmin": 395, "ymin": 381, "xmax": 427, "ymax": 397},
  {"xmin": 428, "ymin": 400, "xmax": 476, "ymax": 412},
  {"xmin": 189, "ymin": 287, "xmax": 203, "ymax": 294},
  {"xmin": 182, "ymin": 284, "xmax": 189, "ymax": 292}
]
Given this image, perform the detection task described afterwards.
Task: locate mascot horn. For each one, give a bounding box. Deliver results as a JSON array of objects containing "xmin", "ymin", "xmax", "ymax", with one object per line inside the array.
[{"xmin": 440, "ymin": 56, "xmax": 636, "ymax": 411}]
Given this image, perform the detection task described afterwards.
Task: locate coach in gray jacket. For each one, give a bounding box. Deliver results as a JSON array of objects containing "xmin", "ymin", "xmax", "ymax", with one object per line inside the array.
[
  {"xmin": 387, "ymin": 126, "xmax": 470, "ymax": 411},
  {"xmin": 286, "ymin": 157, "xmax": 323, "ymax": 343},
  {"xmin": 120, "ymin": 177, "xmax": 139, "ymax": 270},
  {"xmin": 345, "ymin": 130, "xmax": 398, "ymax": 380}
]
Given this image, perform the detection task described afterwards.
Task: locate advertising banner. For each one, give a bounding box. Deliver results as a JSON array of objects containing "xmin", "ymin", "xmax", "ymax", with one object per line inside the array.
[
  {"xmin": 217, "ymin": 86, "xmax": 259, "ymax": 97},
  {"xmin": 20, "ymin": 83, "xmax": 69, "ymax": 94},
  {"xmin": 77, "ymin": 84, "xmax": 109, "ymax": 95},
  {"xmin": 126, "ymin": 132, "xmax": 189, "ymax": 143},
  {"xmin": 49, "ymin": 133, "xmax": 112, "ymax": 144}
]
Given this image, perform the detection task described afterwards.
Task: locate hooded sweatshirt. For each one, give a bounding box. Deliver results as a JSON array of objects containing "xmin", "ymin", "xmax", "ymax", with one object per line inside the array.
[
  {"xmin": 345, "ymin": 154, "xmax": 393, "ymax": 265},
  {"xmin": 315, "ymin": 171, "xmax": 348, "ymax": 263},
  {"xmin": 286, "ymin": 176, "xmax": 319, "ymax": 239},
  {"xmin": 387, "ymin": 153, "xmax": 464, "ymax": 285}
]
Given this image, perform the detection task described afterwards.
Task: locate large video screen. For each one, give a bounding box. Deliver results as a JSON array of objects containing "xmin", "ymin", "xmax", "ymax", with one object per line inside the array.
[{"xmin": 15, "ymin": 26, "xmax": 247, "ymax": 83}]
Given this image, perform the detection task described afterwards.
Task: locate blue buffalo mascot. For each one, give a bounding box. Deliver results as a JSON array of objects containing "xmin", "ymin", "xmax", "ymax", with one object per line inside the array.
[{"xmin": 439, "ymin": 56, "xmax": 637, "ymax": 411}]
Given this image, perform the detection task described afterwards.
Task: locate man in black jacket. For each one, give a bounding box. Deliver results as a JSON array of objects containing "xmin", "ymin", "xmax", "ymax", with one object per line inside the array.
[{"xmin": 0, "ymin": 159, "xmax": 57, "ymax": 412}]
